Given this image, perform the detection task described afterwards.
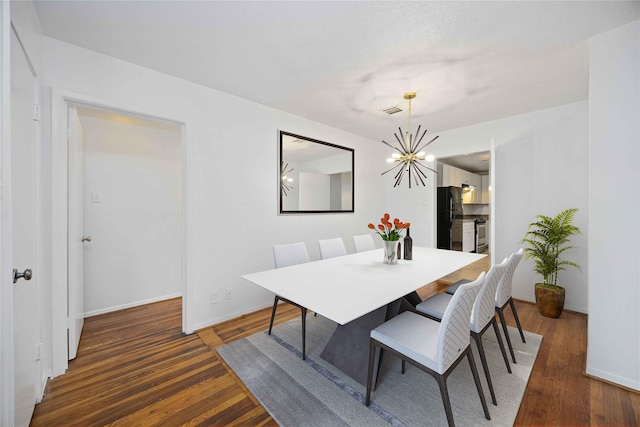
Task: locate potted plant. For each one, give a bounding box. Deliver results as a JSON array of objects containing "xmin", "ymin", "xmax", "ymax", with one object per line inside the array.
[{"xmin": 521, "ymin": 208, "xmax": 581, "ymax": 318}]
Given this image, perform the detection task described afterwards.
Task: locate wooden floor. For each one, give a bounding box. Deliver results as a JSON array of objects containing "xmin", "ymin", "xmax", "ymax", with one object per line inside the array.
[{"xmin": 31, "ymin": 256, "xmax": 639, "ymax": 426}]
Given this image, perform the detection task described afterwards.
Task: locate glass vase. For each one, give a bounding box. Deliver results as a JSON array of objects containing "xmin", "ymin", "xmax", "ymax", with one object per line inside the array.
[{"xmin": 383, "ymin": 240, "xmax": 399, "ymax": 264}]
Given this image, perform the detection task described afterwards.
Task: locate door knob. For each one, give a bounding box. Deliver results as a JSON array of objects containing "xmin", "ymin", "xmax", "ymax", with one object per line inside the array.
[
  {"xmin": 82, "ymin": 236, "xmax": 92, "ymax": 242},
  {"xmin": 13, "ymin": 268, "xmax": 33, "ymax": 284}
]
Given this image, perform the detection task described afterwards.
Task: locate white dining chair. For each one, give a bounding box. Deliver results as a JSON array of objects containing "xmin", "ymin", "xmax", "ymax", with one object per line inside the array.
[
  {"xmin": 318, "ymin": 237, "xmax": 347, "ymax": 259},
  {"xmin": 353, "ymin": 234, "xmax": 376, "ymax": 252},
  {"xmin": 269, "ymin": 242, "xmax": 311, "ymax": 359},
  {"xmin": 495, "ymin": 248, "xmax": 526, "ymax": 363},
  {"xmin": 416, "ymin": 257, "xmax": 511, "ymax": 406},
  {"xmin": 366, "ymin": 272, "xmax": 490, "ymax": 427}
]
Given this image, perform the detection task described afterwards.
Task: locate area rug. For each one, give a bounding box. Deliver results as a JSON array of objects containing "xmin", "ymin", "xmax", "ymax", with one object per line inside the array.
[{"xmin": 217, "ymin": 315, "xmax": 542, "ymax": 427}]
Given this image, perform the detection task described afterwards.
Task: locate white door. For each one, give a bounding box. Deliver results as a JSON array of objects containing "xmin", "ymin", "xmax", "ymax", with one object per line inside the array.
[
  {"xmin": 67, "ymin": 105, "xmax": 84, "ymax": 360},
  {"xmin": 11, "ymin": 27, "xmax": 40, "ymax": 427}
]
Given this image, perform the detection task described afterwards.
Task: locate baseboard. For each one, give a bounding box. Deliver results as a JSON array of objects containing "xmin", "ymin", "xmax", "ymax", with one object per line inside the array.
[
  {"xmin": 193, "ymin": 302, "xmax": 273, "ymax": 333},
  {"xmin": 84, "ymin": 293, "xmax": 182, "ymax": 318},
  {"xmin": 584, "ymin": 368, "xmax": 640, "ymax": 393}
]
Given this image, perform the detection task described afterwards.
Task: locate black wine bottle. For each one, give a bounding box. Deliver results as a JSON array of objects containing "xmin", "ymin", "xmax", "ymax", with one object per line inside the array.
[{"xmin": 403, "ymin": 228, "xmax": 413, "ymax": 260}]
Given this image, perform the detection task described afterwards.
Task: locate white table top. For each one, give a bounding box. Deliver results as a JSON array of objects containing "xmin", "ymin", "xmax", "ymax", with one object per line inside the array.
[{"xmin": 242, "ymin": 247, "xmax": 486, "ymax": 325}]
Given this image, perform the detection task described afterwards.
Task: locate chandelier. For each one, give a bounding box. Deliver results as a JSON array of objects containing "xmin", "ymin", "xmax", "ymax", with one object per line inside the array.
[{"xmin": 382, "ymin": 92, "xmax": 439, "ymax": 188}]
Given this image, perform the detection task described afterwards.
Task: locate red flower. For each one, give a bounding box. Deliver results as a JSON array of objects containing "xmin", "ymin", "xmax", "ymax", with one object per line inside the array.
[{"xmin": 367, "ymin": 213, "xmax": 410, "ymax": 241}]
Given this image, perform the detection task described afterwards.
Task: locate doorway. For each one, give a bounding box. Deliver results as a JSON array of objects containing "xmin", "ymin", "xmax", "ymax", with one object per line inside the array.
[
  {"xmin": 434, "ymin": 147, "xmax": 496, "ymax": 265},
  {"xmin": 76, "ymin": 106, "xmax": 183, "ymax": 318},
  {"xmin": 51, "ymin": 92, "xmax": 187, "ymax": 376}
]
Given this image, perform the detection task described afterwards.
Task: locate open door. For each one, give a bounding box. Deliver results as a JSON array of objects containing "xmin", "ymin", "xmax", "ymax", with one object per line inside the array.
[
  {"xmin": 67, "ymin": 105, "xmax": 85, "ymax": 360},
  {"xmin": 10, "ymin": 25, "xmax": 40, "ymax": 427}
]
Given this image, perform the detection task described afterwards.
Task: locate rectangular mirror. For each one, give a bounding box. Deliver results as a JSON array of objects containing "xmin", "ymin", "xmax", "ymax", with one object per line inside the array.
[{"xmin": 279, "ymin": 131, "xmax": 354, "ymax": 214}]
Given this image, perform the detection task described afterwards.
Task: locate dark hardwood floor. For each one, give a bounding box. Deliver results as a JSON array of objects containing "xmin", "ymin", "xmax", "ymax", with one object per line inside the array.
[{"xmin": 31, "ymin": 257, "xmax": 639, "ymax": 426}]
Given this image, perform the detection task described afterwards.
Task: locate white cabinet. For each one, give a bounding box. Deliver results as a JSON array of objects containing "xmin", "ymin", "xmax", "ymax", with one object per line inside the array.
[
  {"xmin": 441, "ymin": 164, "xmax": 462, "ymax": 187},
  {"xmin": 442, "ymin": 163, "xmax": 486, "ymax": 204},
  {"xmin": 462, "ymin": 221, "xmax": 475, "ymax": 252},
  {"xmin": 481, "ymin": 175, "xmax": 490, "ymax": 204},
  {"xmin": 462, "ymin": 172, "xmax": 482, "ymax": 204}
]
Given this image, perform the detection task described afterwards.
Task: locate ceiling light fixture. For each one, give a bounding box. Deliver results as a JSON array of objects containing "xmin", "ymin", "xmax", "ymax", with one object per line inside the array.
[{"xmin": 382, "ymin": 92, "xmax": 439, "ymax": 188}]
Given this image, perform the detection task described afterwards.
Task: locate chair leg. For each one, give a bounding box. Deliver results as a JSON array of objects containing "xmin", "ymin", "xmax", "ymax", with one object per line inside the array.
[
  {"xmin": 467, "ymin": 350, "xmax": 491, "ymax": 421},
  {"xmin": 365, "ymin": 339, "xmax": 377, "ymax": 406},
  {"xmin": 435, "ymin": 375, "xmax": 455, "ymax": 427},
  {"xmin": 509, "ymin": 298, "xmax": 526, "ymax": 343},
  {"xmin": 496, "ymin": 306, "xmax": 516, "ymax": 363},
  {"xmin": 492, "ymin": 319, "xmax": 512, "ymax": 374},
  {"xmin": 301, "ymin": 307, "xmax": 307, "ymax": 360},
  {"xmin": 472, "ymin": 332, "xmax": 497, "ymax": 406},
  {"xmin": 401, "ymin": 359, "xmax": 406, "ymax": 374},
  {"xmin": 268, "ymin": 296, "xmax": 280, "ymax": 335}
]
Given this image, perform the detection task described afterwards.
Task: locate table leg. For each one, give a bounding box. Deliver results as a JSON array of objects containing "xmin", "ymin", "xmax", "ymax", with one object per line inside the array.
[{"xmin": 320, "ymin": 298, "xmax": 406, "ymax": 385}]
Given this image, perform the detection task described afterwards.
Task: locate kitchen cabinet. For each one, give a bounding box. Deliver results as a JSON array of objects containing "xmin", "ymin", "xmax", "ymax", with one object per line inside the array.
[
  {"xmin": 462, "ymin": 172, "xmax": 482, "ymax": 204},
  {"xmin": 441, "ymin": 164, "xmax": 462, "ymax": 187},
  {"xmin": 481, "ymin": 175, "xmax": 490, "ymax": 204},
  {"xmin": 462, "ymin": 221, "xmax": 475, "ymax": 252},
  {"xmin": 442, "ymin": 163, "xmax": 486, "ymax": 204}
]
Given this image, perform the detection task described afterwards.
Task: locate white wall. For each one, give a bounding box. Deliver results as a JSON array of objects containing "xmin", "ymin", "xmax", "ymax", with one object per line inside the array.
[
  {"xmin": 79, "ymin": 110, "xmax": 183, "ymax": 315},
  {"xmin": 587, "ymin": 20, "xmax": 639, "ymax": 391},
  {"xmin": 42, "ymin": 37, "xmax": 389, "ymax": 334},
  {"xmin": 494, "ymin": 102, "xmax": 589, "ymax": 312}
]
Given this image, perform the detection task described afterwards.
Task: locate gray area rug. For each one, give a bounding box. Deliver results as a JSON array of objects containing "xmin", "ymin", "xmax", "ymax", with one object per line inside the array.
[{"xmin": 217, "ymin": 315, "xmax": 542, "ymax": 427}]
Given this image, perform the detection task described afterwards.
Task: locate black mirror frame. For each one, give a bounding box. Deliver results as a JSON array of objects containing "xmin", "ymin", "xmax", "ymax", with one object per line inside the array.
[{"xmin": 279, "ymin": 130, "xmax": 354, "ymax": 214}]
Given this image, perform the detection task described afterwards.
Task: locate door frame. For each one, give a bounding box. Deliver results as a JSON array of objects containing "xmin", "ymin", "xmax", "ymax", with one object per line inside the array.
[
  {"xmin": 1, "ymin": 2, "xmax": 14, "ymax": 425},
  {"xmin": 50, "ymin": 89, "xmax": 189, "ymax": 376}
]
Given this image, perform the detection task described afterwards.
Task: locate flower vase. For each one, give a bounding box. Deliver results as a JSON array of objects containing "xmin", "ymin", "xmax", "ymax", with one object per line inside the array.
[{"xmin": 383, "ymin": 240, "xmax": 399, "ymax": 264}]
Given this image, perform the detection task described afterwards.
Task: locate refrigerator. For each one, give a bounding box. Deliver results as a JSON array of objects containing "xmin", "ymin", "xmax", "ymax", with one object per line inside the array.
[{"xmin": 437, "ymin": 186, "xmax": 464, "ymax": 250}]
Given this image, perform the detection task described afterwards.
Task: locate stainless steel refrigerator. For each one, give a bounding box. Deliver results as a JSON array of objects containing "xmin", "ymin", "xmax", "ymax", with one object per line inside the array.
[{"xmin": 437, "ymin": 186, "xmax": 464, "ymax": 250}]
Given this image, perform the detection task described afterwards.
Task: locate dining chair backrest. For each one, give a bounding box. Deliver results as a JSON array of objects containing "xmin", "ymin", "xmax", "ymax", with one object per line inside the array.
[
  {"xmin": 273, "ymin": 242, "xmax": 310, "ymax": 269},
  {"xmin": 437, "ymin": 271, "xmax": 485, "ymax": 373},
  {"xmin": 470, "ymin": 257, "xmax": 509, "ymax": 333},
  {"xmin": 353, "ymin": 234, "xmax": 376, "ymax": 253},
  {"xmin": 318, "ymin": 238, "xmax": 347, "ymax": 259},
  {"xmin": 495, "ymin": 248, "xmax": 524, "ymax": 307}
]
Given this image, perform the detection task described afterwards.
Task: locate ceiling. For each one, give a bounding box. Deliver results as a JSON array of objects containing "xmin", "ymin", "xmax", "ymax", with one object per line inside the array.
[
  {"xmin": 439, "ymin": 151, "xmax": 490, "ymax": 174},
  {"xmin": 33, "ymin": 1, "xmax": 639, "ymax": 143}
]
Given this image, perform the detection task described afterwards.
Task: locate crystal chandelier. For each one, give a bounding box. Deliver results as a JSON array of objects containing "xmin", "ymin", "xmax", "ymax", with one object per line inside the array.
[{"xmin": 382, "ymin": 92, "xmax": 439, "ymax": 188}]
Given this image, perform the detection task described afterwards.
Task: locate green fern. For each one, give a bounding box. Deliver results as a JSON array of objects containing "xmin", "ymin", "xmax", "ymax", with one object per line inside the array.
[{"xmin": 521, "ymin": 208, "xmax": 581, "ymax": 287}]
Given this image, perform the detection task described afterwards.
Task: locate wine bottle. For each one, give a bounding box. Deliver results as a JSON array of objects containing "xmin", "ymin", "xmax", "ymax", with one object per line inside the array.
[{"xmin": 404, "ymin": 228, "xmax": 413, "ymax": 260}]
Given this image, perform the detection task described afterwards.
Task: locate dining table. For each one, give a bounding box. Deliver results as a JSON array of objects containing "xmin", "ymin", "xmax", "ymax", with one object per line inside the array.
[{"xmin": 242, "ymin": 246, "xmax": 485, "ymax": 385}]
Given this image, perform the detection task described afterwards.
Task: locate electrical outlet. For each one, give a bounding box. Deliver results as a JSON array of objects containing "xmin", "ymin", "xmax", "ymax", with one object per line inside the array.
[
  {"xmin": 210, "ymin": 291, "xmax": 219, "ymax": 304},
  {"xmin": 225, "ymin": 289, "xmax": 232, "ymax": 300}
]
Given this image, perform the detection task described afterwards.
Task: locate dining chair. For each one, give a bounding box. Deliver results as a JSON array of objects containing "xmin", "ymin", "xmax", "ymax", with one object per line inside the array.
[
  {"xmin": 318, "ymin": 237, "xmax": 347, "ymax": 259},
  {"xmin": 415, "ymin": 257, "xmax": 511, "ymax": 406},
  {"xmin": 495, "ymin": 248, "xmax": 526, "ymax": 363},
  {"xmin": 366, "ymin": 272, "xmax": 490, "ymax": 427},
  {"xmin": 352, "ymin": 234, "xmax": 376, "ymax": 252},
  {"xmin": 269, "ymin": 242, "xmax": 311, "ymax": 359}
]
